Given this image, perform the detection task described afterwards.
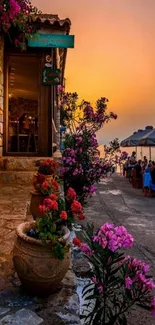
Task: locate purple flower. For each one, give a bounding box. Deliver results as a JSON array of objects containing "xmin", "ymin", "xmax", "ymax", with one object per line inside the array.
[
  {"xmin": 125, "ymin": 276, "xmax": 133, "ymax": 289},
  {"xmin": 81, "ymin": 244, "xmax": 93, "ymax": 256}
]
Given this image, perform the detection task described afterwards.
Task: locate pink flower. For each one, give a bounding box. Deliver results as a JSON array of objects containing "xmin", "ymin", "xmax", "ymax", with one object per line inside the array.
[
  {"xmin": 91, "ymin": 277, "xmax": 98, "ymax": 284},
  {"xmin": 125, "ymin": 276, "xmax": 133, "ymax": 289},
  {"xmin": 98, "ymin": 237, "xmax": 107, "ymax": 249},
  {"xmin": 121, "ymin": 234, "xmax": 134, "ymax": 248},
  {"xmin": 97, "ymin": 285, "xmax": 103, "ymax": 293},
  {"xmin": 57, "ymin": 85, "xmax": 63, "ymax": 93},
  {"xmin": 151, "ymin": 297, "xmax": 155, "ymax": 317},
  {"xmin": 136, "ymin": 273, "xmax": 155, "ymax": 291},
  {"xmin": 81, "ymin": 244, "xmax": 92, "ymax": 256},
  {"xmin": 100, "ymin": 223, "xmax": 114, "ymax": 234},
  {"xmin": 108, "ymin": 237, "xmax": 119, "ymax": 252}
]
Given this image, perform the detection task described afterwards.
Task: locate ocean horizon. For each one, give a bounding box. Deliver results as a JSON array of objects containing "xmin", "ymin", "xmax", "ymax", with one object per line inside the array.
[{"xmin": 98, "ymin": 145, "xmax": 155, "ymax": 161}]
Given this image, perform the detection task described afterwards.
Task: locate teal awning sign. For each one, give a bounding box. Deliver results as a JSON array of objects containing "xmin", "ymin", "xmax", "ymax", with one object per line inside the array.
[{"xmin": 28, "ymin": 34, "xmax": 74, "ymax": 48}]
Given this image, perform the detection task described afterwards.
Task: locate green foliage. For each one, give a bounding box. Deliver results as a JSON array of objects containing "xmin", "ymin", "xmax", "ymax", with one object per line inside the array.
[{"xmin": 53, "ymin": 242, "xmax": 65, "ymax": 261}]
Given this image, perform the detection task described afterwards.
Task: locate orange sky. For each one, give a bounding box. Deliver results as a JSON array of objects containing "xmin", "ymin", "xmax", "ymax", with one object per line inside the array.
[{"xmin": 33, "ymin": 0, "xmax": 155, "ymax": 144}]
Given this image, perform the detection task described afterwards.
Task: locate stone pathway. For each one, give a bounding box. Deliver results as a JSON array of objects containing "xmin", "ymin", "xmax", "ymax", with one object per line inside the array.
[
  {"xmin": 0, "ymin": 185, "xmax": 31, "ymax": 291},
  {"xmin": 2, "ymin": 174, "xmax": 155, "ymax": 324}
]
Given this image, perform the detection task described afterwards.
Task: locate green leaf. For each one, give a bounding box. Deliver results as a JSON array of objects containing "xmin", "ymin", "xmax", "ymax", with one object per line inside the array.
[{"xmin": 136, "ymin": 303, "xmax": 151, "ymax": 311}]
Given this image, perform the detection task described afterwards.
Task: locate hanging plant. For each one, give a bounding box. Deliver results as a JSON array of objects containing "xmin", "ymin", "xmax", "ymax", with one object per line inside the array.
[{"xmin": 0, "ymin": 0, "xmax": 40, "ymax": 50}]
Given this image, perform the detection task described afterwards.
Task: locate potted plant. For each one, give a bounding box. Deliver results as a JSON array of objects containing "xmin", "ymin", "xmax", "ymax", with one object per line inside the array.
[
  {"xmin": 34, "ymin": 159, "xmax": 60, "ymax": 181},
  {"xmin": 73, "ymin": 223, "xmax": 155, "ymax": 324},
  {"xmin": 13, "ymin": 187, "xmax": 85, "ymax": 295},
  {"xmin": 13, "ymin": 191, "xmax": 72, "ymax": 295},
  {"xmin": 30, "ymin": 175, "xmax": 60, "ymax": 220}
]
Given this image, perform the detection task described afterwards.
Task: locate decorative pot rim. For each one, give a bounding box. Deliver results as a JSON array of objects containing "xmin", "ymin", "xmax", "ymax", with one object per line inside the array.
[
  {"xmin": 16, "ymin": 221, "xmax": 70, "ymax": 246},
  {"xmin": 30, "ymin": 190, "xmax": 44, "ymax": 196}
]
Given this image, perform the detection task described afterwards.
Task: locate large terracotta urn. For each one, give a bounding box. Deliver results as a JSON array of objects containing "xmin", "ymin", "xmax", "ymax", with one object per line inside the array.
[
  {"xmin": 13, "ymin": 221, "xmax": 70, "ymax": 295},
  {"xmin": 30, "ymin": 190, "xmax": 45, "ymax": 220}
]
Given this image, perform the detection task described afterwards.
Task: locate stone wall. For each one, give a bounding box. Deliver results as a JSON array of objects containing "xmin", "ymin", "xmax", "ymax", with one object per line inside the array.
[{"xmin": 0, "ymin": 35, "xmax": 4, "ymax": 156}]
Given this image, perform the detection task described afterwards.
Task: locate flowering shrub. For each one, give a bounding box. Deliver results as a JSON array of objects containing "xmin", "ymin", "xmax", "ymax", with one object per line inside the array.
[
  {"xmin": 73, "ymin": 223, "xmax": 155, "ymax": 324},
  {"xmin": 0, "ymin": 0, "xmax": 40, "ymax": 50},
  {"xmin": 35, "ymin": 187, "xmax": 84, "ymax": 259},
  {"xmin": 59, "ymin": 91, "xmax": 117, "ymax": 204}
]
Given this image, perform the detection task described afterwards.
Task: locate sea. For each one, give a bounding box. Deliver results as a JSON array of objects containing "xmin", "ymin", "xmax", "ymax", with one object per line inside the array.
[{"xmin": 98, "ymin": 145, "xmax": 155, "ymax": 161}]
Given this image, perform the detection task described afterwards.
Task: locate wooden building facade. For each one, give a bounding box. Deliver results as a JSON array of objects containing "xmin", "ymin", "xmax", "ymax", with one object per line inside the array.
[{"xmin": 0, "ymin": 14, "xmax": 71, "ymax": 157}]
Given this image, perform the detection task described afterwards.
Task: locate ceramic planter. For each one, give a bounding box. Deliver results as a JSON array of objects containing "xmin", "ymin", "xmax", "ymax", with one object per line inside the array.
[{"xmin": 13, "ymin": 221, "xmax": 70, "ymax": 295}]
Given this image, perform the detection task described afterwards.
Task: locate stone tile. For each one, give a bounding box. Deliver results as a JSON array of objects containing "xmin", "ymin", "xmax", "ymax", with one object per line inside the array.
[
  {"xmin": 0, "ymin": 215, "xmax": 25, "ymax": 220},
  {"xmin": 5, "ymin": 220, "xmax": 24, "ymax": 230},
  {"xmin": 0, "ymin": 307, "xmax": 10, "ymax": 317},
  {"xmin": 0, "ymin": 309, "xmax": 43, "ymax": 325},
  {"xmin": 0, "ymin": 228, "xmax": 12, "ymax": 237}
]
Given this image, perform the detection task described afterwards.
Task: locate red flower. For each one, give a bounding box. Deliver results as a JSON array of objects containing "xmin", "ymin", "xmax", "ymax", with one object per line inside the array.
[
  {"xmin": 71, "ymin": 200, "xmax": 82, "ymax": 214},
  {"xmin": 41, "ymin": 159, "xmax": 59, "ymax": 170},
  {"xmin": 72, "ymin": 237, "xmax": 82, "ymax": 248},
  {"xmin": 39, "ymin": 204, "xmax": 46, "ymax": 215},
  {"xmin": 51, "ymin": 179, "xmax": 59, "ymax": 192},
  {"xmin": 60, "ymin": 211, "xmax": 68, "ymax": 220},
  {"xmin": 41, "ymin": 181, "xmax": 49, "ymax": 191},
  {"xmin": 78, "ymin": 212, "xmax": 85, "ymax": 220},
  {"xmin": 66, "ymin": 187, "xmax": 77, "ymax": 201},
  {"xmin": 49, "ymin": 193, "xmax": 58, "ymax": 201},
  {"xmin": 44, "ymin": 198, "xmax": 58, "ymax": 211}
]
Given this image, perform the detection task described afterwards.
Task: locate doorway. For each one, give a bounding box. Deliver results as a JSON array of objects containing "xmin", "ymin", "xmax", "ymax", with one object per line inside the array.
[{"xmin": 5, "ymin": 54, "xmax": 40, "ymax": 155}]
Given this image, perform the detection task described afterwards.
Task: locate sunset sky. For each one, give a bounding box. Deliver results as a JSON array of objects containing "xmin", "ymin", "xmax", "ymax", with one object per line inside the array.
[{"xmin": 33, "ymin": 0, "xmax": 155, "ymax": 145}]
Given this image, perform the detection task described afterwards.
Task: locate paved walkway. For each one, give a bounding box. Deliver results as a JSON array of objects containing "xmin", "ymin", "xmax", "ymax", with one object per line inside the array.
[
  {"xmin": 0, "ymin": 185, "xmax": 31, "ymax": 290},
  {"xmin": 84, "ymin": 174, "xmax": 155, "ymax": 324},
  {"xmin": 1, "ymin": 176, "xmax": 155, "ymax": 324}
]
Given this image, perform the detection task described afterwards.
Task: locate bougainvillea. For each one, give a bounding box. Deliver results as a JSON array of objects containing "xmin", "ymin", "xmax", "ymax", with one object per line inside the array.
[
  {"xmin": 0, "ymin": 0, "xmax": 40, "ymax": 50},
  {"xmin": 58, "ymin": 89, "xmax": 118, "ymax": 204}
]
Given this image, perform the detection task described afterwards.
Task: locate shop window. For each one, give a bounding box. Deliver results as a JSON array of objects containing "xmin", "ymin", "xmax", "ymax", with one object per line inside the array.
[{"xmin": 7, "ymin": 55, "xmax": 39, "ymax": 153}]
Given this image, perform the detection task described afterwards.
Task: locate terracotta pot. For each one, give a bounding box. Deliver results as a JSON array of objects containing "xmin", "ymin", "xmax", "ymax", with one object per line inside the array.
[
  {"xmin": 13, "ymin": 221, "xmax": 70, "ymax": 295},
  {"xmin": 30, "ymin": 191, "xmax": 45, "ymax": 220}
]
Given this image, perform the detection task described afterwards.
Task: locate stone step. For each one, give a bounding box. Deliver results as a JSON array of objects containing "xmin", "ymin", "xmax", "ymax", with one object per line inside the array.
[
  {"xmin": 0, "ymin": 157, "xmax": 43, "ymax": 171},
  {"xmin": 0, "ymin": 171, "xmax": 35, "ymax": 185},
  {"xmin": 0, "ymin": 156, "xmax": 60, "ymax": 185}
]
